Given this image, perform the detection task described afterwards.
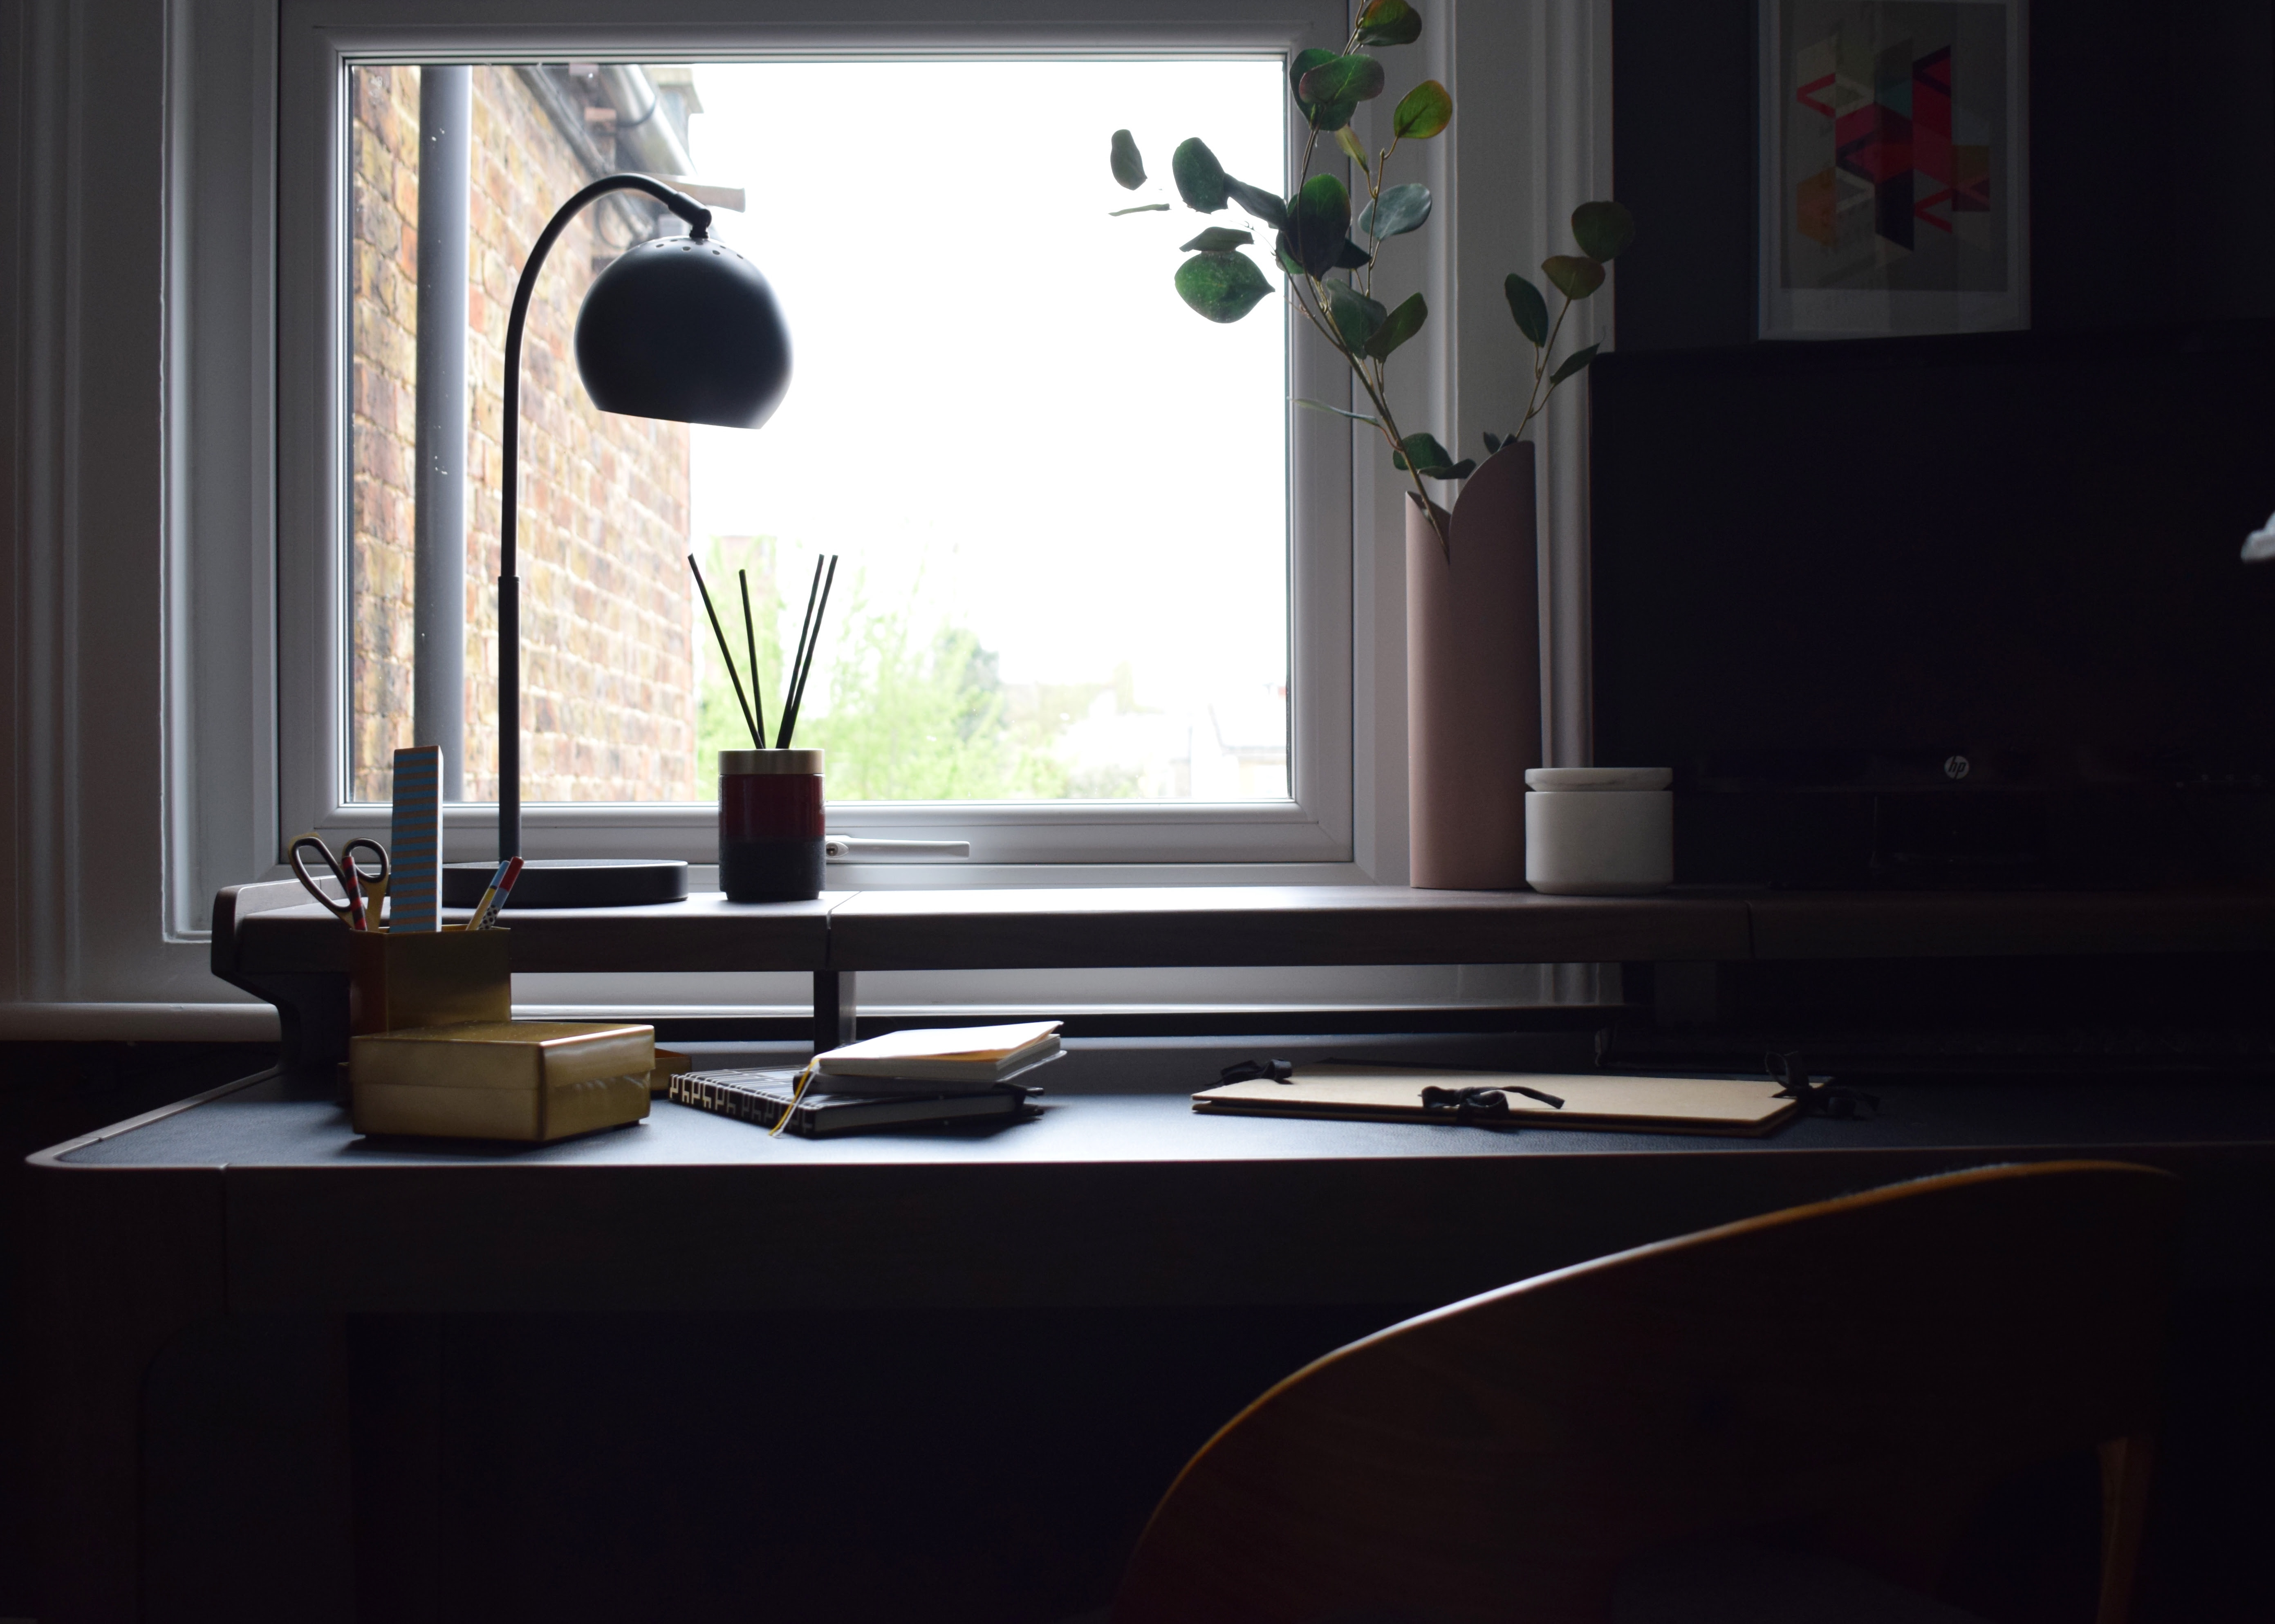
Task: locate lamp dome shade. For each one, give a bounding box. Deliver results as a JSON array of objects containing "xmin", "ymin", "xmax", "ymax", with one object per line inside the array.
[{"xmin": 574, "ymin": 234, "xmax": 792, "ymax": 429}]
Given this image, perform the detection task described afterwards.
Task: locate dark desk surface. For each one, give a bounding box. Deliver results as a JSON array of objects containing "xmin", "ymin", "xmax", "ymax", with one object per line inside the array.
[
  {"xmin": 56, "ymin": 1040, "xmax": 2275, "ymax": 1170},
  {"xmin": 38, "ymin": 1037, "xmax": 2275, "ymax": 1312}
]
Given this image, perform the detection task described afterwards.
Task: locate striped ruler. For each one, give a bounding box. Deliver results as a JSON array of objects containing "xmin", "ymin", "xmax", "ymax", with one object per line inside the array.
[{"xmin": 388, "ymin": 745, "xmax": 444, "ymax": 932}]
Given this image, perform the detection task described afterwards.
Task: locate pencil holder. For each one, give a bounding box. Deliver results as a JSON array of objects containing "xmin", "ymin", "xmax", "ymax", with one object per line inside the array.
[
  {"xmin": 719, "ymin": 748, "xmax": 825, "ymax": 901},
  {"xmin": 348, "ymin": 925, "xmax": 513, "ymax": 1035}
]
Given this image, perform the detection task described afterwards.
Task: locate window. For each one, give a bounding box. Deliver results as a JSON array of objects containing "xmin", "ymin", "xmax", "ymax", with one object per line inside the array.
[
  {"xmin": 283, "ymin": 5, "xmax": 1368, "ymax": 873},
  {"xmin": 346, "ymin": 58, "xmax": 1290, "ymax": 810},
  {"xmin": 12, "ymin": 0, "xmax": 1611, "ymax": 1019}
]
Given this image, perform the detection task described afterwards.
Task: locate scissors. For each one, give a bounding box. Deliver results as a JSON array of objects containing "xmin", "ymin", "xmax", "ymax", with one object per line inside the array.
[{"xmin": 288, "ymin": 835, "xmax": 390, "ymax": 931}]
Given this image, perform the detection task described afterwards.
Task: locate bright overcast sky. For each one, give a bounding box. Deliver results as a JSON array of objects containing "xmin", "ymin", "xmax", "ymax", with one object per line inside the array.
[{"xmin": 684, "ymin": 59, "xmax": 1288, "ymax": 708}]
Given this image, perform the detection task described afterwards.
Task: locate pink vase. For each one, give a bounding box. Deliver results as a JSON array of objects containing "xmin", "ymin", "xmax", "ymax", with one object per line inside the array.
[{"xmin": 1406, "ymin": 441, "xmax": 1541, "ymax": 889}]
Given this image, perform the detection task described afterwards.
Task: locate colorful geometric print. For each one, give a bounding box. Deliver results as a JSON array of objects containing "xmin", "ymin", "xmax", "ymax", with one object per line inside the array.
[{"xmin": 1780, "ymin": 1, "xmax": 2008, "ymax": 295}]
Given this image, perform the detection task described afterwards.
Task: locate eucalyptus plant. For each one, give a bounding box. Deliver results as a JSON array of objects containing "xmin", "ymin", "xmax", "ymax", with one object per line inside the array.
[{"xmin": 1107, "ymin": 0, "xmax": 1634, "ymax": 554}]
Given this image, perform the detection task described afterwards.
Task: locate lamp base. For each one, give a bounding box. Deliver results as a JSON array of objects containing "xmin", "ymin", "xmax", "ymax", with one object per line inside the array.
[{"xmin": 442, "ymin": 859, "xmax": 688, "ymax": 910}]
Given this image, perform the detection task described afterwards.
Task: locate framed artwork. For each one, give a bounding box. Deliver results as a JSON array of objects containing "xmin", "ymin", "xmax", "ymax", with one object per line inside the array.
[{"xmin": 1759, "ymin": 0, "xmax": 2028, "ymax": 339}]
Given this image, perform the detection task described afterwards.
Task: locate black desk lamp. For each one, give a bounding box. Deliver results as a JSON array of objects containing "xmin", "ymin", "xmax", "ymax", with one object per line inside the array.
[{"xmin": 442, "ymin": 173, "xmax": 792, "ymax": 910}]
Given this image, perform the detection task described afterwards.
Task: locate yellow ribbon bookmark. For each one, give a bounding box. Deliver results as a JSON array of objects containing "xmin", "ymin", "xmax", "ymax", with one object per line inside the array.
[{"xmin": 768, "ymin": 1062, "xmax": 820, "ymax": 1138}]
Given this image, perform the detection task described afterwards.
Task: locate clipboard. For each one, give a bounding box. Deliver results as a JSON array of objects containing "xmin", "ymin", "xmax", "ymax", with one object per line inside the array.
[{"xmin": 1192, "ymin": 1063, "xmax": 1801, "ymax": 1138}]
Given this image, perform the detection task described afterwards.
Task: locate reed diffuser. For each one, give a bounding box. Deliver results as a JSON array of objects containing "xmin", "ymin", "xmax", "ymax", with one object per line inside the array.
[{"xmin": 690, "ymin": 551, "xmax": 838, "ymax": 902}]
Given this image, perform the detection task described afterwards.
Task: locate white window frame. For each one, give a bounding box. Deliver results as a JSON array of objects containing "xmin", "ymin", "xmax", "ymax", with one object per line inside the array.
[
  {"xmin": 280, "ymin": 2, "xmax": 1367, "ymax": 880},
  {"xmin": 0, "ymin": 0, "xmax": 1609, "ymax": 1030}
]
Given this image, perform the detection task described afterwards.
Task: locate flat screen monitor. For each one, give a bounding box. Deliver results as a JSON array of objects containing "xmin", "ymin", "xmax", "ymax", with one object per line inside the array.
[{"xmin": 1589, "ymin": 321, "xmax": 2275, "ymax": 885}]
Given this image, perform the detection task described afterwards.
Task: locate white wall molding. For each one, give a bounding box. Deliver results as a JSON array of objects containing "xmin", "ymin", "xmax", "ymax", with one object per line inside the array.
[
  {"xmin": 4, "ymin": 0, "xmax": 75, "ymax": 1005},
  {"xmin": 164, "ymin": 0, "xmax": 280, "ymax": 940},
  {"xmin": 1447, "ymin": 0, "xmax": 1613, "ymax": 773},
  {"xmin": 4, "ymin": 0, "xmax": 234, "ymax": 1014}
]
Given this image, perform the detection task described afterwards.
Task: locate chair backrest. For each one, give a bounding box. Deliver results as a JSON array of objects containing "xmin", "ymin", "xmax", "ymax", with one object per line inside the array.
[{"xmin": 1113, "ymin": 1160, "xmax": 2184, "ymax": 1624}]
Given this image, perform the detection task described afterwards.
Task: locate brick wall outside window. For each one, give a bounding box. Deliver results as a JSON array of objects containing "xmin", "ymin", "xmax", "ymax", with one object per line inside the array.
[{"xmin": 350, "ymin": 65, "xmax": 697, "ymax": 804}]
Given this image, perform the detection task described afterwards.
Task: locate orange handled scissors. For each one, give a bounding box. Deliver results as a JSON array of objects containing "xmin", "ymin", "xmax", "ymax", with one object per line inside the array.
[{"xmin": 288, "ymin": 835, "xmax": 390, "ymax": 931}]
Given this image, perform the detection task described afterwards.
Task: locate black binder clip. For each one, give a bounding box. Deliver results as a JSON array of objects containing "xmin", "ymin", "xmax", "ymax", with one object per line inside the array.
[
  {"xmin": 1419, "ymin": 1084, "xmax": 1514, "ymax": 1122},
  {"xmin": 1218, "ymin": 1058, "xmax": 1296, "ymax": 1085},
  {"xmin": 1767, "ymin": 1052, "xmax": 1879, "ymax": 1120}
]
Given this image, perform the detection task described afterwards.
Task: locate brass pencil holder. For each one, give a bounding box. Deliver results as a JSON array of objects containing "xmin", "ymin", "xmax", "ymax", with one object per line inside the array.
[{"xmin": 348, "ymin": 925, "xmax": 512, "ymax": 1035}]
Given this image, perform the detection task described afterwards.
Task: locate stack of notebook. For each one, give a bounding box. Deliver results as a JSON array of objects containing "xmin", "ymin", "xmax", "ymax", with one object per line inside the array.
[{"xmin": 671, "ymin": 1021, "xmax": 1062, "ymax": 1137}]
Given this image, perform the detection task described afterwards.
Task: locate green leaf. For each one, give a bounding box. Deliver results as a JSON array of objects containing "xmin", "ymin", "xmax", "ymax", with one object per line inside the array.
[
  {"xmin": 1299, "ymin": 53, "xmax": 1387, "ymax": 106},
  {"xmin": 1356, "ymin": 0, "xmax": 1422, "ymax": 46},
  {"xmin": 1289, "ymin": 47, "xmax": 1336, "ymax": 98},
  {"xmin": 1172, "ymin": 137, "xmax": 1228, "ymax": 213},
  {"xmin": 1333, "ymin": 237, "xmax": 1374, "ymax": 270},
  {"xmin": 1109, "ymin": 203, "xmax": 1170, "ymax": 215},
  {"xmin": 1334, "ymin": 125, "xmax": 1370, "ymax": 172},
  {"xmin": 1482, "ymin": 430, "xmax": 1504, "ymax": 454},
  {"xmin": 1504, "ymin": 273, "xmax": 1549, "ymax": 345},
  {"xmin": 1392, "ymin": 431, "xmax": 1457, "ymax": 475},
  {"xmin": 1357, "ymin": 181, "xmax": 1431, "ymax": 239},
  {"xmin": 1364, "ymin": 291, "xmax": 1426, "ymax": 359},
  {"xmin": 1391, "ymin": 433, "xmax": 1475, "ymax": 479},
  {"xmin": 1289, "ymin": 48, "xmax": 1356, "ymax": 131},
  {"xmin": 1321, "ymin": 280, "xmax": 1387, "ymax": 350},
  {"xmin": 1180, "ymin": 226, "xmax": 1254, "ymax": 252},
  {"xmin": 1570, "ymin": 199, "xmax": 1636, "ymax": 262},
  {"xmin": 1274, "ymin": 233, "xmax": 1306, "ymax": 279},
  {"xmin": 1296, "ymin": 397, "xmax": 1382, "ymax": 426},
  {"xmin": 1109, "ymin": 129, "xmax": 1145, "ymax": 190},
  {"xmin": 1225, "ymin": 177, "xmax": 1289, "ymax": 228},
  {"xmin": 1549, "ymin": 342, "xmax": 1600, "ymax": 383},
  {"xmin": 1392, "ymin": 79, "xmax": 1452, "ymax": 139},
  {"xmin": 1542, "ymin": 253, "xmax": 1606, "ymax": 299},
  {"xmin": 1291, "ymin": 173, "xmax": 1351, "ymax": 278},
  {"xmin": 1174, "ymin": 251, "xmax": 1274, "ymax": 323}
]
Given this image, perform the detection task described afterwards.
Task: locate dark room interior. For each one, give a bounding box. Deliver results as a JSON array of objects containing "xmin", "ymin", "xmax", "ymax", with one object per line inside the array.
[{"xmin": 6, "ymin": 2, "xmax": 2274, "ymax": 1622}]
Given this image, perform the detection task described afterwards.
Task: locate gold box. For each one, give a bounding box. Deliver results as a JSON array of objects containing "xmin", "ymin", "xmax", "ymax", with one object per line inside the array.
[
  {"xmin": 349, "ymin": 926, "xmax": 513, "ymax": 1034},
  {"xmin": 350, "ymin": 1020, "xmax": 655, "ymax": 1142}
]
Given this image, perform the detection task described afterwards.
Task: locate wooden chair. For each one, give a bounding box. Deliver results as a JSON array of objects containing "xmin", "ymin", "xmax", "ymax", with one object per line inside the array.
[{"xmin": 1111, "ymin": 1160, "xmax": 2183, "ymax": 1624}]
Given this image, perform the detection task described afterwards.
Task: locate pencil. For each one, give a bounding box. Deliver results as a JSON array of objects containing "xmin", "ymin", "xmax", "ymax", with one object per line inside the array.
[
  {"xmin": 466, "ymin": 857, "xmax": 513, "ymax": 929},
  {"xmin": 473, "ymin": 855, "xmax": 524, "ymax": 930}
]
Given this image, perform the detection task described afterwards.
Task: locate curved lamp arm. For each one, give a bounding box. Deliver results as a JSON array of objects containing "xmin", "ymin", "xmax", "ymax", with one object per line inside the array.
[{"xmin": 498, "ymin": 174, "xmax": 711, "ymax": 859}]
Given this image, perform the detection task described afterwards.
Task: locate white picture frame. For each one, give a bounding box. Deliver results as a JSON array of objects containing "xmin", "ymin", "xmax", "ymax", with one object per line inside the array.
[{"xmin": 1759, "ymin": 0, "xmax": 2029, "ymax": 339}]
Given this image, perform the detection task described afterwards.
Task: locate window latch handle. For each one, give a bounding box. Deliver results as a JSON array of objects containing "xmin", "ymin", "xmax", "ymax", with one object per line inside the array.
[{"xmin": 822, "ymin": 837, "xmax": 972, "ymax": 863}]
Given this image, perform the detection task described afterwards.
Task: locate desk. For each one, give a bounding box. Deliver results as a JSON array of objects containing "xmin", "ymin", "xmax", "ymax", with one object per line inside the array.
[{"xmin": 27, "ymin": 1035, "xmax": 2275, "ymax": 1622}]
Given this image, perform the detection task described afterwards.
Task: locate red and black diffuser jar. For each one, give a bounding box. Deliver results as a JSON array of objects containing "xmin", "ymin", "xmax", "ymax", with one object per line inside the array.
[{"xmin": 719, "ymin": 749, "xmax": 824, "ymax": 902}]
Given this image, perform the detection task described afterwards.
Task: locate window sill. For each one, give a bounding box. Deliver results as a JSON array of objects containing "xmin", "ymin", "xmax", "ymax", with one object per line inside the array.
[{"xmin": 216, "ymin": 882, "xmax": 2275, "ymax": 980}]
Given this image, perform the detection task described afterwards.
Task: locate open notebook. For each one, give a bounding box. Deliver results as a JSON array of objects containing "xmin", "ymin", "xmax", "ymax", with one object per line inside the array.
[{"xmin": 1192, "ymin": 1063, "xmax": 1800, "ymax": 1138}]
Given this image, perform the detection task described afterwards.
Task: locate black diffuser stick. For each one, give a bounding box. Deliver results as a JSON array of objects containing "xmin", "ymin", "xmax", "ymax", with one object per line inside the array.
[
  {"xmin": 738, "ymin": 567, "xmax": 768, "ymax": 746},
  {"xmin": 776, "ymin": 554, "xmax": 827, "ymax": 749},
  {"xmin": 778, "ymin": 554, "xmax": 837, "ymax": 750},
  {"xmin": 688, "ymin": 554, "xmax": 761, "ymax": 747}
]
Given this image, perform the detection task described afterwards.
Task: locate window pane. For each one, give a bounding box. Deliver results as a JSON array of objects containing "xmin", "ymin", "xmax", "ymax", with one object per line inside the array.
[{"xmin": 347, "ymin": 58, "xmax": 1288, "ymax": 805}]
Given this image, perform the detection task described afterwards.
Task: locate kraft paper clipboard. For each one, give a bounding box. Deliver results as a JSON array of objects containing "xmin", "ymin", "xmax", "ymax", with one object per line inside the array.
[{"xmin": 1192, "ymin": 1063, "xmax": 1801, "ymax": 1138}]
